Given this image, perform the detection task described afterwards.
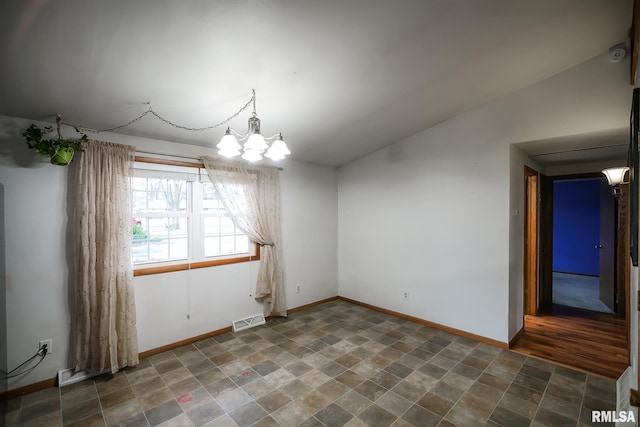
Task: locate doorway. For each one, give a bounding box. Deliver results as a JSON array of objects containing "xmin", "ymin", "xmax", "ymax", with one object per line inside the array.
[
  {"xmin": 514, "ymin": 168, "xmax": 629, "ymax": 378},
  {"xmin": 551, "ymin": 176, "xmax": 616, "ymax": 314}
]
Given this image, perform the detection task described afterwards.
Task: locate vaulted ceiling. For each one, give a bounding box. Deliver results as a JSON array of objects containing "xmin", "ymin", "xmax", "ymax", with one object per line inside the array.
[{"xmin": 0, "ymin": 0, "xmax": 633, "ymax": 167}]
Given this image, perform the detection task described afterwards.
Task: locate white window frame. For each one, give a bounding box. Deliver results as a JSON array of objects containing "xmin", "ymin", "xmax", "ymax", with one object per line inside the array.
[{"xmin": 131, "ymin": 160, "xmax": 259, "ymax": 276}]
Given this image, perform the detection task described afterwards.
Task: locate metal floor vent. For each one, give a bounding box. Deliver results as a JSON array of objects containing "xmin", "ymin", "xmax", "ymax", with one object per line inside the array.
[
  {"xmin": 232, "ymin": 314, "xmax": 266, "ymax": 332},
  {"xmin": 58, "ymin": 367, "xmax": 109, "ymax": 387}
]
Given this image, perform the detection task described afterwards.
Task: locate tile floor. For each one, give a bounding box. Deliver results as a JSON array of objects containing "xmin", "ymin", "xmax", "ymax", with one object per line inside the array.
[{"xmin": 4, "ymin": 300, "xmax": 618, "ymax": 426}]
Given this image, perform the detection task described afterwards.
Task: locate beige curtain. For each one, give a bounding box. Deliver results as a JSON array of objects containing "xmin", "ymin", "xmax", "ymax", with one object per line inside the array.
[
  {"xmin": 202, "ymin": 157, "xmax": 286, "ymax": 317},
  {"xmin": 75, "ymin": 140, "xmax": 139, "ymax": 373}
]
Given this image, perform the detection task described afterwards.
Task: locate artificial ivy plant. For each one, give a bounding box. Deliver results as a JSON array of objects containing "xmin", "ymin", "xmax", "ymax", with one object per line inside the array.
[{"xmin": 22, "ymin": 115, "xmax": 88, "ymax": 165}]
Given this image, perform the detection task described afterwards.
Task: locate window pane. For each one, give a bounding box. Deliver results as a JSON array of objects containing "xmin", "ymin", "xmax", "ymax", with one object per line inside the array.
[
  {"xmin": 131, "ymin": 217, "xmax": 188, "ymax": 264},
  {"xmin": 204, "ymin": 236, "xmax": 220, "ymax": 256},
  {"xmin": 131, "ymin": 178, "xmax": 187, "ymax": 214}
]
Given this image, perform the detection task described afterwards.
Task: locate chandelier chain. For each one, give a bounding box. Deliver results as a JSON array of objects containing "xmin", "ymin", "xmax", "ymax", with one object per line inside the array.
[{"xmin": 63, "ymin": 92, "xmax": 256, "ymax": 134}]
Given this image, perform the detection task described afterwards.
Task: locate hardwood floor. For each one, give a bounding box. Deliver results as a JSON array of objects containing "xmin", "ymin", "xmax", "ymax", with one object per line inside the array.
[{"xmin": 510, "ymin": 304, "xmax": 628, "ymax": 379}]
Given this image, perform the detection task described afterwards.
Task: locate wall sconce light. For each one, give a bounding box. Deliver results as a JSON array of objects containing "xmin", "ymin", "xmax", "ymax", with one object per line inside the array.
[{"xmin": 602, "ymin": 167, "xmax": 630, "ymax": 197}]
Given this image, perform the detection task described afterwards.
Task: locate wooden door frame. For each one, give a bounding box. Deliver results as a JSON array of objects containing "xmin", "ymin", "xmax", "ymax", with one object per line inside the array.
[{"xmin": 524, "ymin": 166, "xmax": 539, "ymax": 316}]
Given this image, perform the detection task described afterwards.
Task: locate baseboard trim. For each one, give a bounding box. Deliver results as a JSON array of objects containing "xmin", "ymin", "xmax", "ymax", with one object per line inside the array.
[
  {"xmin": 3, "ymin": 377, "xmax": 57, "ymax": 400},
  {"xmin": 337, "ymin": 296, "xmax": 509, "ymax": 349},
  {"xmin": 284, "ymin": 296, "xmax": 339, "ymax": 316},
  {"xmin": 138, "ymin": 326, "xmax": 233, "ymax": 359}
]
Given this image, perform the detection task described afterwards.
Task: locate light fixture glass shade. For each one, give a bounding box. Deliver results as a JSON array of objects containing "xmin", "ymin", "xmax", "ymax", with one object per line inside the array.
[
  {"xmin": 241, "ymin": 149, "xmax": 262, "ymax": 162},
  {"xmin": 602, "ymin": 167, "xmax": 629, "ymax": 186},
  {"xmin": 217, "ymin": 130, "xmax": 241, "ymax": 150},
  {"xmin": 219, "ymin": 147, "xmax": 241, "ymax": 158},
  {"xmin": 244, "ymin": 133, "xmax": 268, "ymax": 152},
  {"xmin": 265, "ymin": 137, "xmax": 290, "ymax": 160}
]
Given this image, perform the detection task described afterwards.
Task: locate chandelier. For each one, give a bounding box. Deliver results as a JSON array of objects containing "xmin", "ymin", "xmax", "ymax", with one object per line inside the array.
[{"xmin": 216, "ymin": 90, "xmax": 290, "ymax": 162}]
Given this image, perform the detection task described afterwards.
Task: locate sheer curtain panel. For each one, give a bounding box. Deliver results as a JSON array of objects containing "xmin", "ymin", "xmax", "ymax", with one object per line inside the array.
[
  {"xmin": 75, "ymin": 141, "xmax": 139, "ymax": 373},
  {"xmin": 202, "ymin": 157, "xmax": 286, "ymax": 317}
]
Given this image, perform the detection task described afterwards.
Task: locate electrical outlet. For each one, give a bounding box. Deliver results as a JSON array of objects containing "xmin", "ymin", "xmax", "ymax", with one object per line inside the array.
[
  {"xmin": 39, "ymin": 339, "xmax": 52, "ymax": 354},
  {"xmin": 296, "ymin": 284, "xmax": 301, "ymax": 293},
  {"xmin": 403, "ymin": 291, "xmax": 409, "ymax": 300}
]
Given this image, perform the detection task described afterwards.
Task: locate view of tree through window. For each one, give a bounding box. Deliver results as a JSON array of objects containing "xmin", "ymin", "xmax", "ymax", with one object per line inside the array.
[
  {"xmin": 130, "ymin": 165, "xmax": 252, "ymax": 267},
  {"xmin": 131, "ymin": 177, "xmax": 189, "ymax": 264}
]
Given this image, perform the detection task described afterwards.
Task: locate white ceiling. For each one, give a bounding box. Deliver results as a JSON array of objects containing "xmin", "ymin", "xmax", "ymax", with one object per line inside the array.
[{"xmin": 0, "ymin": 0, "xmax": 633, "ymax": 167}]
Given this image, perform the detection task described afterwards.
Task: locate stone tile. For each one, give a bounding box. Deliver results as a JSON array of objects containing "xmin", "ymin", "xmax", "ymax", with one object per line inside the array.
[
  {"xmin": 384, "ymin": 362, "xmax": 413, "ymax": 379},
  {"xmin": 315, "ymin": 403, "xmax": 354, "ymax": 426},
  {"xmin": 271, "ymin": 401, "xmax": 311, "ymax": 427},
  {"xmin": 417, "ymin": 362, "xmax": 448, "ymax": 380},
  {"xmin": 336, "ymin": 390, "xmax": 372, "ymax": 416},
  {"xmin": 335, "ymin": 370, "xmax": 366, "ymax": 389},
  {"xmin": 416, "ymin": 392, "xmax": 455, "ymax": 417},
  {"xmin": 376, "ymin": 391, "xmax": 412, "ymax": 417},
  {"xmin": 458, "ymin": 391, "xmax": 498, "ymax": 419},
  {"xmin": 354, "ymin": 380, "xmax": 387, "ymax": 402},
  {"xmin": 445, "ymin": 404, "xmax": 487, "ymax": 427},
  {"xmin": 132, "ymin": 376, "xmax": 167, "ymax": 397},
  {"xmin": 175, "ymin": 387, "xmax": 213, "ymax": 412},
  {"xmin": 298, "ymin": 390, "xmax": 331, "ymax": 413},
  {"xmin": 512, "ymin": 371, "xmax": 549, "ymax": 393},
  {"xmin": 452, "ymin": 362, "xmax": 483, "ymax": 380},
  {"xmin": 252, "ymin": 360, "xmax": 281, "ymax": 377},
  {"xmin": 169, "ymin": 377, "xmax": 202, "ymax": 397},
  {"xmin": 242, "ymin": 378, "xmax": 274, "ymax": 399},
  {"xmin": 61, "ymin": 397, "xmax": 102, "ymax": 425},
  {"xmin": 154, "ymin": 358, "xmax": 184, "ymax": 375},
  {"xmin": 161, "ymin": 367, "xmax": 194, "ymax": 387},
  {"xmin": 125, "ymin": 365, "xmax": 159, "ymax": 386},
  {"xmin": 358, "ymin": 403, "xmax": 398, "ymax": 427},
  {"xmin": 285, "ymin": 361, "xmax": 312, "ymax": 376},
  {"xmin": 299, "ymin": 369, "xmax": 332, "ymax": 389},
  {"xmin": 138, "ymin": 387, "xmax": 175, "ymax": 412},
  {"xmin": 499, "ymin": 391, "xmax": 538, "ymax": 419},
  {"xmin": 506, "ymin": 382, "xmax": 543, "ymax": 405},
  {"xmin": 251, "ymin": 415, "xmax": 281, "ymax": 427},
  {"xmin": 60, "ymin": 381, "xmax": 98, "ymax": 408},
  {"xmin": 317, "ymin": 379, "xmax": 350, "ymax": 400},
  {"xmin": 539, "ymin": 393, "xmax": 581, "ymax": 421},
  {"xmin": 228, "ymin": 369, "xmax": 259, "ymax": 387},
  {"xmin": 477, "ymin": 372, "xmax": 511, "ymax": 391},
  {"xmin": 257, "ymin": 390, "xmax": 291, "ymax": 413},
  {"xmin": 65, "ymin": 412, "xmax": 106, "ymax": 427},
  {"xmin": 99, "ymin": 386, "xmax": 136, "ymax": 410},
  {"xmin": 195, "ymin": 368, "xmax": 226, "ymax": 386},
  {"xmin": 391, "ymin": 379, "xmax": 425, "ymax": 402},
  {"xmin": 19, "ymin": 397, "xmax": 61, "ymax": 423},
  {"xmin": 279, "ymin": 379, "xmax": 312, "ymax": 400},
  {"xmin": 145, "ymin": 400, "xmax": 184, "ymax": 426},
  {"xmin": 205, "ymin": 378, "xmax": 238, "ymax": 399},
  {"xmin": 95, "ymin": 375, "xmax": 130, "ymax": 398},
  {"xmin": 489, "ymin": 406, "xmax": 531, "ymax": 427},
  {"xmin": 228, "ymin": 401, "xmax": 268, "ymax": 426},
  {"xmin": 103, "ymin": 399, "xmax": 144, "ymax": 426},
  {"xmin": 545, "ymin": 378, "xmax": 585, "ymax": 404},
  {"xmin": 533, "ymin": 407, "xmax": 576, "ymax": 427},
  {"xmin": 215, "ymin": 388, "xmax": 252, "ymax": 413},
  {"xmin": 429, "ymin": 381, "xmax": 465, "ymax": 404}
]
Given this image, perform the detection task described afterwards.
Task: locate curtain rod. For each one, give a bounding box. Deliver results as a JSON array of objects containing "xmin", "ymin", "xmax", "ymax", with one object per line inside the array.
[{"xmin": 135, "ymin": 149, "xmax": 284, "ymax": 170}]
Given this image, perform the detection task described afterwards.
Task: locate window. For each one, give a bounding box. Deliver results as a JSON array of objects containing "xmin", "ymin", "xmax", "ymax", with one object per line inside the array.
[{"xmin": 131, "ymin": 160, "xmax": 258, "ymax": 276}]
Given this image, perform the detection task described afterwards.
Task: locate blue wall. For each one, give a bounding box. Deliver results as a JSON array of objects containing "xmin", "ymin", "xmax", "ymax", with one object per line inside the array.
[{"xmin": 553, "ymin": 178, "xmax": 601, "ymax": 276}]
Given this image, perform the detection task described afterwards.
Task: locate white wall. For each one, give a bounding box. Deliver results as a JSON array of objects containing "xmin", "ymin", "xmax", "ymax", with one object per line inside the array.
[
  {"xmin": 0, "ymin": 115, "xmax": 338, "ymax": 390},
  {"xmin": 338, "ymin": 50, "xmax": 632, "ymax": 344}
]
